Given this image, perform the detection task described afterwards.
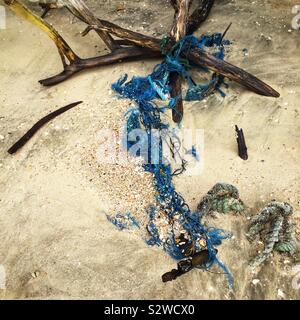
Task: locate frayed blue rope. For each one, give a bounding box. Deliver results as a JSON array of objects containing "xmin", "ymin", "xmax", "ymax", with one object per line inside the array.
[
  {"xmin": 107, "ymin": 213, "xmax": 140, "ymax": 230},
  {"xmin": 111, "ymin": 33, "xmax": 233, "ymax": 288}
]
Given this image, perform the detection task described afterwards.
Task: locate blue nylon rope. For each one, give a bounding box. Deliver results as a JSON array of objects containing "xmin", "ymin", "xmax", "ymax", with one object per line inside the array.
[{"xmin": 111, "ymin": 33, "xmax": 233, "ymax": 288}]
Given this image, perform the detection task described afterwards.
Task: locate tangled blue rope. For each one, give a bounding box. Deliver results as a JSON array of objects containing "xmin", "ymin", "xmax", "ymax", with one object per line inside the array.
[{"xmin": 111, "ymin": 33, "xmax": 233, "ymax": 287}]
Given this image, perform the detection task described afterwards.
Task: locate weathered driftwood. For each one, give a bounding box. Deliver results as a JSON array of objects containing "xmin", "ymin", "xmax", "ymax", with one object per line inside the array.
[
  {"xmin": 39, "ymin": 47, "xmax": 161, "ymax": 86},
  {"xmin": 5, "ymin": 0, "xmax": 280, "ymax": 100},
  {"xmin": 235, "ymin": 125, "xmax": 248, "ymax": 160},
  {"xmin": 169, "ymin": 0, "xmax": 190, "ymax": 123},
  {"xmin": 65, "ymin": 0, "xmax": 119, "ymax": 51},
  {"xmin": 162, "ymin": 249, "xmax": 211, "ymax": 282},
  {"xmin": 7, "ymin": 101, "xmax": 83, "ymax": 154},
  {"xmin": 5, "ymin": 0, "xmax": 161, "ymax": 87},
  {"xmin": 187, "ymin": 0, "xmax": 215, "ymax": 34}
]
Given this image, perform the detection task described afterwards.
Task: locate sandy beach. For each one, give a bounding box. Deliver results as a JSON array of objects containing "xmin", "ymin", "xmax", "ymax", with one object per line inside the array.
[{"xmin": 0, "ymin": 0, "xmax": 300, "ymax": 299}]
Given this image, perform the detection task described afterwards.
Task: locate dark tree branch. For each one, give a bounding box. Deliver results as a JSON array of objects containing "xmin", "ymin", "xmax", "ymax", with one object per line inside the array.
[
  {"xmin": 187, "ymin": 0, "xmax": 215, "ymax": 34},
  {"xmin": 8, "ymin": 101, "xmax": 83, "ymax": 154},
  {"xmin": 169, "ymin": 0, "xmax": 190, "ymax": 123},
  {"xmin": 65, "ymin": 0, "xmax": 119, "ymax": 52},
  {"xmin": 5, "ymin": 0, "xmax": 280, "ymax": 98},
  {"xmin": 170, "ymin": 0, "xmax": 189, "ymax": 40},
  {"xmin": 85, "ymin": 17, "xmax": 279, "ymax": 97},
  {"xmin": 169, "ymin": 74, "xmax": 184, "ymax": 123},
  {"xmin": 40, "ymin": 7, "xmax": 51, "ymax": 19},
  {"xmin": 39, "ymin": 47, "xmax": 162, "ymax": 86},
  {"xmin": 94, "ymin": 19, "xmax": 161, "ymax": 51},
  {"xmin": 186, "ymin": 48, "xmax": 279, "ymax": 97},
  {"xmin": 235, "ymin": 125, "xmax": 248, "ymax": 160}
]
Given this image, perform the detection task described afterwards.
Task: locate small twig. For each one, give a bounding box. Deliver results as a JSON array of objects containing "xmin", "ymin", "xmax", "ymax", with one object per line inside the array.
[
  {"xmin": 39, "ymin": 2, "xmax": 62, "ymax": 18},
  {"xmin": 7, "ymin": 101, "xmax": 83, "ymax": 154},
  {"xmin": 221, "ymin": 22, "xmax": 232, "ymax": 41},
  {"xmin": 235, "ymin": 125, "xmax": 248, "ymax": 160},
  {"xmin": 41, "ymin": 7, "xmax": 51, "ymax": 19}
]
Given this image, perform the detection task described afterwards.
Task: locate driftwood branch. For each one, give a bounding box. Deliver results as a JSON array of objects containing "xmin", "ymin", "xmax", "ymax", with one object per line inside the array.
[
  {"xmin": 187, "ymin": 0, "xmax": 215, "ymax": 34},
  {"xmin": 170, "ymin": 0, "xmax": 189, "ymax": 41},
  {"xmin": 4, "ymin": 0, "xmax": 161, "ymax": 86},
  {"xmin": 8, "ymin": 101, "xmax": 83, "ymax": 154},
  {"xmin": 64, "ymin": 0, "xmax": 119, "ymax": 51},
  {"xmin": 65, "ymin": 2, "xmax": 280, "ymax": 98},
  {"xmin": 88, "ymin": 19, "xmax": 161, "ymax": 51},
  {"xmin": 5, "ymin": 0, "xmax": 79, "ymax": 65},
  {"xmin": 5, "ymin": 0, "xmax": 280, "ymax": 99},
  {"xmin": 162, "ymin": 249, "xmax": 210, "ymax": 282},
  {"xmin": 169, "ymin": 0, "xmax": 190, "ymax": 123},
  {"xmin": 235, "ymin": 125, "xmax": 248, "ymax": 160},
  {"xmin": 39, "ymin": 47, "xmax": 161, "ymax": 86},
  {"xmin": 77, "ymin": 18, "xmax": 280, "ymax": 98}
]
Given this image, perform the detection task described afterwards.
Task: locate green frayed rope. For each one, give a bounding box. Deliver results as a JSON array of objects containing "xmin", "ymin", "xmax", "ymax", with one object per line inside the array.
[
  {"xmin": 247, "ymin": 201, "xmax": 297, "ymax": 267},
  {"xmin": 197, "ymin": 183, "xmax": 245, "ymax": 216}
]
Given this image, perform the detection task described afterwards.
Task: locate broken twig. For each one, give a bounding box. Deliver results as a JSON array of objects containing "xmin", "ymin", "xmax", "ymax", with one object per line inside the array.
[
  {"xmin": 235, "ymin": 125, "xmax": 248, "ymax": 160},
  {"xmin": 162, "ymin": 249, "xmax": 211, "ymax": 282},
  {"xmin": 7, "ymin": 101, "xmax": 83, "ymax": 154}
]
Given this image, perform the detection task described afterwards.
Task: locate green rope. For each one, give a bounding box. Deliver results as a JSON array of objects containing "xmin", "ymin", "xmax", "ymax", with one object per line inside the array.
[
  {"xmin": 197, "ymin": 183, "xmax": 245, "ymax": 216},
  {"xmin": 247, "ymin": 201, "xmax": 297, "ymax": 267}
]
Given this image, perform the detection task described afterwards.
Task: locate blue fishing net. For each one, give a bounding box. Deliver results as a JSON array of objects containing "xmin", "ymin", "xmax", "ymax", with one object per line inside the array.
[
  {"xmin": 106, "ymin": 212, "xmax": 140, "ymax": 230},
  {"xmin": 110, "ymin": 33, "xmax": 233, "ymax": 287}
]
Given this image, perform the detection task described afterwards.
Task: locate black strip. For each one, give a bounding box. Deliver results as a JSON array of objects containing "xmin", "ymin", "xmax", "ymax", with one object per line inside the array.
[
  {"xmin": 7, "ymin": 101, "xmax": 83, "ymax": 154},
  {"xmin": 235, "ymin": 125, "xmax": 248, "ymax": 160}
]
